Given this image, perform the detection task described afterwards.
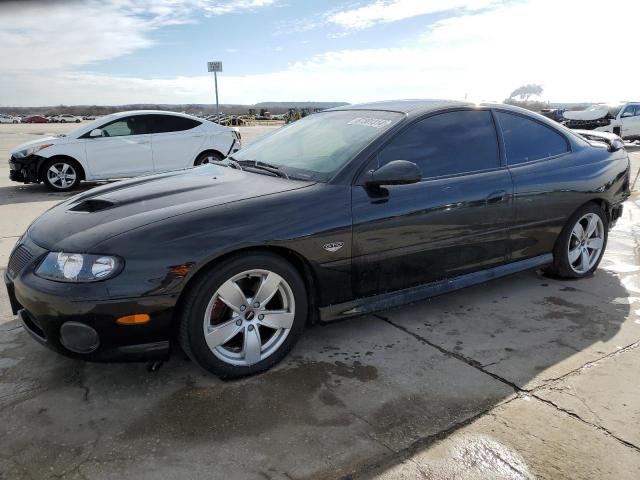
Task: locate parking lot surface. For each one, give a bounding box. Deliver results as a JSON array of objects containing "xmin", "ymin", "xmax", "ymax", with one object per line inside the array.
[{"xmin": 1, "ymin": 123, "xmax": 639, "ymax": 479}]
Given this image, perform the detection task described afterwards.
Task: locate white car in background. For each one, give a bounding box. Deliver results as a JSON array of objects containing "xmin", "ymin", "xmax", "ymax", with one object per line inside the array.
[
  {"xmin": 51, "ymin": 114, "xmax": 82, "ymax": 123},
  {"xmin": 9, "ymin": 110, "xmax": 242, "ymax": 191},
  {"xmin": 0, "ymin": 114, "xmax": 20, "ymax": 124},
  {"xmin": 564, "ymin": 102, "xmax": 640, "ymax": 141}
]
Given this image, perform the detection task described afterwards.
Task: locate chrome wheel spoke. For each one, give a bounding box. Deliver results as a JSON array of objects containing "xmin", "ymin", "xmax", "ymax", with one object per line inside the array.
[
  {"xmin": 580, "ymin": 249, "xmax": 591, "ymax": 271},
  {"xmin": 587, "ymin": 237, "xmax": 603, "ymax": 250},
  {"xmin": 205, "ymin": 319, "xmax": 242, "ymax": 349},
  {"xmin": 259, "ymin": 311, "xmax": 295, "ymax": 330},
  {"xmin": 568, "ymin": 246, "xmax": 581, "ymax": 264},
  {"xmin": 572, "ymin": 222, "xmax": 585, "ymax": 240},
  {"xmin": 217, "ymin": 280, "xmax": 247, "ymax": 313},
  {"xmin": 243, "ymin": 326, "xmax": 262, "ymax": 365},
  {"xmin": 585, "ymin": 214, "xmax": 599, "ymax": 237},
  {"xmin": 253, "ymin": 272, "xmax": 282, "ymax": 306}
]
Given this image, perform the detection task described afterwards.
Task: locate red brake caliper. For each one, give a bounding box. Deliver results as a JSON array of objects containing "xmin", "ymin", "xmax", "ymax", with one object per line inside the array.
[{"xmin": 210, "ymin": 299, "xmax": 228, "ymax": 324}]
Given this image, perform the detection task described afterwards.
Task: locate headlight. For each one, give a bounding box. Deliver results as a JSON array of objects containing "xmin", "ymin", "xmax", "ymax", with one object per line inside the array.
[
  {"xmin": 13, "ymin": 143, "xmax": 53, "ymax": 159},
  {"xmin": 35, "ymin": 252, "xmax": 123, "ymax": 282}
]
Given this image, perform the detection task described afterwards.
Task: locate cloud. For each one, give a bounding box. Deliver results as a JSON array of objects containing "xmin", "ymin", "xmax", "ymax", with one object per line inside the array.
[
  {"xmin": 326, "ymin": 0, "xmax": 499, "ymax": 30},
  {"xmin": 1, "ymin": 0, "xmax": 639, "ymax": 106},
  {"xmin": 0, "ymin": 0, "xmax": 276, "ymax": 73}
]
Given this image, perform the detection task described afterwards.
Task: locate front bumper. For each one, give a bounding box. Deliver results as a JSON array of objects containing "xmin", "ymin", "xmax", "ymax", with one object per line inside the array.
[
  {"xmin": 9, "ymin": 154, "xmax": 41, "ymax": 183},
  {"xmin": 5, "ymin": 239, "xmax": 175, "ymax": 362}
]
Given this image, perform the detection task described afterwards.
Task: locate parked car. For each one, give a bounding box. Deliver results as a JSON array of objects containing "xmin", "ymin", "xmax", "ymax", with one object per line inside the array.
[
  {"xmin": 564, "ymin": 102, "xmax": 640, "ymax": 141},
  {"xmin": 8, "ymin": 110, "xmax": 242, "ymax": 191},
  {"xmin": 51, "ymin": 114, "xmax": 82, "ymax": 123},
  {"xmin": 22, "ymin": 115, "xmax": 49, "ymax": 124},
  {"xmin": 0, "ymin": 114, "xmax": 20, "ymax": 124},
  {"xmin": 5, "ymin": 100, "xmax": 630, "ymax": 378},
  {"xmin": 539, "ymin": 108, "xmax": 566, "ymax": 122}
]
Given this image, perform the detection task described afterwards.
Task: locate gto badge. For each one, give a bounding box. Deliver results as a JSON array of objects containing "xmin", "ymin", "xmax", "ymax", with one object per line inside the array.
[{"xmin": 323, "ymin": 241, "xmax": 344, "ymax": 253}]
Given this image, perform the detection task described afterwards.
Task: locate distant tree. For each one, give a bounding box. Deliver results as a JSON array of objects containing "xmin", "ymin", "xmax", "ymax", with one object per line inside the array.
[{"xmin": 508, "ymin": 84, "xmax": 544, "ymax": 102}]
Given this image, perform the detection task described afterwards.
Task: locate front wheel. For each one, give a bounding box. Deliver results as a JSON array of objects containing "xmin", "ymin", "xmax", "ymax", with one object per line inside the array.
[
  {"xmin": 546, "ymin": 203, "xmax": 608, "ymax": 278},
  {"xmin": 43, "ymin": 158, "xmax": 81, "ymax": 191},
  {"xmin": 179, "ymin": 253, "xmax": 308, "ymax": 378},
  {"xmin": 194, "ymin": 151, "xmax": 224, "ymax": 165}
]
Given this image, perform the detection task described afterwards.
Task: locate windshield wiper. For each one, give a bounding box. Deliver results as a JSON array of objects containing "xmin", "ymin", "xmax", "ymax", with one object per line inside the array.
[
  {"xmin": 235, "ymin": 159, "xmax": 289, "ymax": 180},
  {"xmin": 225, "ymin": 156, "xmax": 243, "ymax": 171}
]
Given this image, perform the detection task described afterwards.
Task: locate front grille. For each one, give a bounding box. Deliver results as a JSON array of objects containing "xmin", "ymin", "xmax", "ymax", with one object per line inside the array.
[
  {"xmin": 565, "ymin": 118, "xmax": 611, "ymax": 130},
  {"xmin": 7, "ymin": 244, "xmax": 33, "ymax": 279}
]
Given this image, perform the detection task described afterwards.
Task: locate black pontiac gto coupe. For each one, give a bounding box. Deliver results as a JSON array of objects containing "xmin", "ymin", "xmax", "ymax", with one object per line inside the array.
[{"xmin": 5, "ymin": 100, "xmax": 631, "ymax": 377}]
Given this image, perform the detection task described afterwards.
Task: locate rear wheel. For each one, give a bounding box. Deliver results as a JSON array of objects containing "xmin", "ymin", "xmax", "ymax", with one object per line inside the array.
[
  {"xmin": 179, "ymin": 253, "xmax": 308, "ymax": 378},
  {"xmin": 42, "ymin": 158, "xmax": 81, "ymax": 191},
  {"xmin": 194, "ymin": 151, "xmax": 224, "ymax": 165},
  {"xmin": 546, "ymin": 203, "xmax": 608, "ymax": 278}
]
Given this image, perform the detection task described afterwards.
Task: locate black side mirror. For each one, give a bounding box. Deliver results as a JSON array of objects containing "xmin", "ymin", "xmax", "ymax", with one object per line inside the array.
[
  {"xmin": 366, "ymin": 160, "xmax": 422, "ymax": 187},
  {"xmin": 608, "ymin": 137, "xmax": 625, "ymax": 152}
]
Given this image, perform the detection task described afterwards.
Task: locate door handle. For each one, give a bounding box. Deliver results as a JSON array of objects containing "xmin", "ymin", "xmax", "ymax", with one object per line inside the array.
[
  {"xmin": 486, "ymin": 190, "xmax": 507, "ymax": 204},
  {"xmin": 132, "ymin": 140, "xmax": 150, "ymax": 144}
]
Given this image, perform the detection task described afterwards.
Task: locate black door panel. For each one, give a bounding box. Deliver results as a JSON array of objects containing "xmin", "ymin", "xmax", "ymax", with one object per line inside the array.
[{"xmin": 352, "ymin": 169, "xmax": 513, "ymax": 297}]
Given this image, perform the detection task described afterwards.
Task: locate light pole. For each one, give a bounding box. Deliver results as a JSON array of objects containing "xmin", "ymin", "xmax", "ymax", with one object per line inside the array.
[{"xmin": 207, "ymin": 61, "xmax": 223, "ymax": 121}]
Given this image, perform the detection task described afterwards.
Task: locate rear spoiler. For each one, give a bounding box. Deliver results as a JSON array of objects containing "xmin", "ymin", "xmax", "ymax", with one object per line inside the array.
[{"xmin": 573, "ymin": 129, "xmax": 625, "ymax": 152}]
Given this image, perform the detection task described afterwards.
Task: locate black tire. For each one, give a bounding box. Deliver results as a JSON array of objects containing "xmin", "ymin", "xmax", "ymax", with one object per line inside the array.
[
  {"xmin": 42, "ymin": 158, "xmax": 82, "ymax": 192},
  {"xmin": 545, "ymin": 202, "xmax": 608, "ymax": 278},
  {"xmin": 179, "ymin": 253, "xmax": 308, "ymax": 378},
  {"xmin": 194, "ymin": 151, "xmax": 224, "ymax": 165}
]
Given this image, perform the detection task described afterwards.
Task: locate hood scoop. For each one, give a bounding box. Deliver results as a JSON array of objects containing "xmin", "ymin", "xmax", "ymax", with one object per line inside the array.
[{"xmin": 69, "ymin": 199, "xmax": 116, "ymax": 213}]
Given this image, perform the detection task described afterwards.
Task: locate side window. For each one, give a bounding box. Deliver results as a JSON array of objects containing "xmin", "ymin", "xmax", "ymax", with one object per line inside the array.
[
  {"xmin": 496, "ymin": 111, "xmax": 568, "ymax": 165},
  {"xmin": 152, "ymin": 115, "xmax": 201, "ymax": 133},
  {"xmin": 100, "ymin": 116, "xmax": 151, "ymax": 137},
  {"xmin": 634, "ymin": 105, "xmax": 640, "ymax": 117},
  {"xmin": 621, "ymin": 106, "xmax": 635, "ymax": 118},
  {"xmin": 378, "ymin": 110, "xmax": 499, "ymax": 178}
]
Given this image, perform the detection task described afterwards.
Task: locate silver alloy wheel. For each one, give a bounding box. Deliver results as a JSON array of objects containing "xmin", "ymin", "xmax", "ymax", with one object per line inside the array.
[
  {"xmin": 568, "ymin": 212, "xmax": 605, "ymax": 274},
  {"xmin": 202, "ymin": 269, "xmax": 295, "ymax": 366},
  {"xmin": 198, "ymin": 154, "xmax": 218, "ymax": 164},
  {"xmin": 47, "ymin": 162, "xmax": 77, "ymax": 189}
]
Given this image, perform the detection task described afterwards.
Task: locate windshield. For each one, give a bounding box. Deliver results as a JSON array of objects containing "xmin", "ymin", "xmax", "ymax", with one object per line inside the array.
[
  {"xmin": 62, "ymin": 116, "xmax": 113, "ymax": 138},
  {"xmin": 606, "ymin": 104, "xmax": 624, "ymax": 117},
  {"xmin": 232, "ymin": 110, "xmax": 403, "ymax": 181}
]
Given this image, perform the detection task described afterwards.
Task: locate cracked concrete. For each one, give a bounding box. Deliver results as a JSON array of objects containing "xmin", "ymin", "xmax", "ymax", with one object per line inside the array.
[{"xmin": 0, "ymin": 126, "xmax": 639, "ymax": 479}]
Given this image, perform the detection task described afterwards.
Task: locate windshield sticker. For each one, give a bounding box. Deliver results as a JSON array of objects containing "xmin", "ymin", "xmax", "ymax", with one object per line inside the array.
[{"xmin": 347, "ymin": 117, "xmax": 393, "ymax": 129}]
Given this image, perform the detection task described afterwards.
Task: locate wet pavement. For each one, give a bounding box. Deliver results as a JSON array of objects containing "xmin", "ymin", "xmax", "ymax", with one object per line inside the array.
[{"xmin": 0, "ymin": 127, "xmax": 639, "ymax": 479}]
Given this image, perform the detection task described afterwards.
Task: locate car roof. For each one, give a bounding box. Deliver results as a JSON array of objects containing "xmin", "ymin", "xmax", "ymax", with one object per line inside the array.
[
  {"xmin": 105, "ymin": 110, "xmax": 197, "ymax": 119},
  {"xmin": 328, "ymin": 99, "xmax": 473, "ymax": 114}
]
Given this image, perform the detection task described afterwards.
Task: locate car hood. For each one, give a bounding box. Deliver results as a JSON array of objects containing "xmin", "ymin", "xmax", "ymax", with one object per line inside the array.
[
  {"xmin": 10, "ymin": 136, "xmax": 65, "ymax": 155},
  {"xmin": 27, "ymin": 165, "xmax": 314, "ymax": 252},
  {"xmin": 563, "ymin": 107, "xmax": 609, "ymax": 121}
]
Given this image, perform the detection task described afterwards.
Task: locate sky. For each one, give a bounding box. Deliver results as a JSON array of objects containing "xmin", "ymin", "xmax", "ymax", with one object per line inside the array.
[{"xmin": 1, "ymin": 0, "xmax": 639, "ymax": 106}]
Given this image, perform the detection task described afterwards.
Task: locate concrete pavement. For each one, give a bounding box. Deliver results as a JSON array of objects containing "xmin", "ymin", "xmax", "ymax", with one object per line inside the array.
[{"xmin": 1, "ymin": 123, "xmax": 639, "ymax": 479}]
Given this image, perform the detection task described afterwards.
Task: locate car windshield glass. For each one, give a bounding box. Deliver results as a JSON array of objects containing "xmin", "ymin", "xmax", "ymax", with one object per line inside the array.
[
  {"xmin": 66, "ymin": 116, "xmax": 110, "ymax": 138},
  {"xmin": 606, "ymin": 105, "xmax": 623, "ymax": 117},
  {"xmin": 231, "ymin": 110, "xmax": 403, "ymax": 181}
]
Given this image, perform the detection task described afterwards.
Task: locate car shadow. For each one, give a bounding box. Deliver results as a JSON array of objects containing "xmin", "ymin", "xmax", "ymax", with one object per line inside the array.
[{"xmin": 0, "ymin": 260, "xmax": 635, "ymax": 478}]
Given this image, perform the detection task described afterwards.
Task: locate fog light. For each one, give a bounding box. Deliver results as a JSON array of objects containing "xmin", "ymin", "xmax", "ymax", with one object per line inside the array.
[
  {"xmin": 116, "ymin": 314, "xmax": 150, "ymax": 325},
  {"xmin": 60, "ymin": 322, "xmax": 99, "ymax": 354}
]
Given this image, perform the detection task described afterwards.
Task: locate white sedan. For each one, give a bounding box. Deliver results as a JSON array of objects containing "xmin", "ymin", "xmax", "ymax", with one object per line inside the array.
[
  {"xmin": 51, "ymin": 114, "xmax": 82, "ymax": 123},
  {"xmin": 9, "ymin": 110, "xmax": 242, "ymax": 191},
  {"xmin": 0, "ymin": 114, "xmax": 20, "ymax": 124}
]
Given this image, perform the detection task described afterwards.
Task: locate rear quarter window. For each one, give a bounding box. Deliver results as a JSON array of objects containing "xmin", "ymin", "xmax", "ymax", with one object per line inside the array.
[
  {"xmin": 496, "ymin": 111, "xmax": 569, "ymax": 165},
  {"xmin": 153, "ymin": 115, "xmax": 201, "ymax": 133}
]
